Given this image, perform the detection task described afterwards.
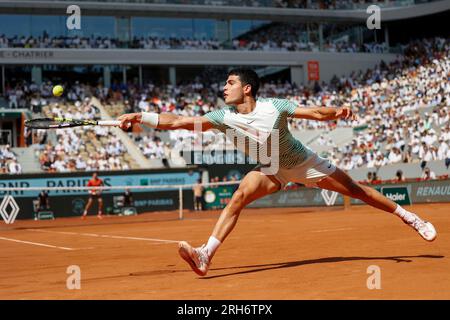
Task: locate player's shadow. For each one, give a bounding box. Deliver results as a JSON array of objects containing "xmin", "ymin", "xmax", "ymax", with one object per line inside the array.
[{"xmin": 201, "ymin": 255, "xmax": 444, "ymax": 279}]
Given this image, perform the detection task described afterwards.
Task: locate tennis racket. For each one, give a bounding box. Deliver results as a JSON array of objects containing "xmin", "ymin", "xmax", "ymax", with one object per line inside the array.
[{"xmin": 25, "ymin": 118, "xmax": 121, "ymax": 129}]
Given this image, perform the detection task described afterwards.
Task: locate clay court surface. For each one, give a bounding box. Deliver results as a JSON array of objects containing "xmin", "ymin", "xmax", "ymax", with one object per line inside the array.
[{"xmin": 0, "ymin": 203, "xmax": 449, "ymax": 300}]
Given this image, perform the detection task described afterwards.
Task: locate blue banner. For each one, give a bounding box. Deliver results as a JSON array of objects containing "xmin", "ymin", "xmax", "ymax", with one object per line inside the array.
[{"xmin": 0, "ymin": 171, "xmax": 200, "ymax": 198}]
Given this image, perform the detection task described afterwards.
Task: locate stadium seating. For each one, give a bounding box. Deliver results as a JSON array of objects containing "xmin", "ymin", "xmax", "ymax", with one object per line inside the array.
[
  {"xmin": 0, "ymin": 22, "xmax": 385, "ymax": 53},
  {"xmin": 34, "ymin": 100, "xmax": 138, "ymax": 172},
  {"xmin": 0, "ymin": 144, "xmax": 22, "ymax": 174},
  {"xmin": 2, "ymin": 37, "xmax": 448, "ymax": 180}
]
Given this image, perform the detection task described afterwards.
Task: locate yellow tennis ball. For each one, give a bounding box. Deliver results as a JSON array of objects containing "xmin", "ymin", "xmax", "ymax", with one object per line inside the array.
[{"xmin": 52, "ymin": 85, "xmax": 64, "ymax": 97}]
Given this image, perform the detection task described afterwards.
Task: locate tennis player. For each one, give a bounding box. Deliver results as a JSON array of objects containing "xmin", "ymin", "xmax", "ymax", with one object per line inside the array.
[
  {"xmin": 82, "ymin": 172, "xmax": 104, "ymax": 219},
  {"xmin": 118, "ymin": 68, "xmax": 437, "ymax": 276}
]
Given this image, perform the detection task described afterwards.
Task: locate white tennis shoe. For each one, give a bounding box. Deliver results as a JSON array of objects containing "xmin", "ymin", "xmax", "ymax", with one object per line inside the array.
[
  {"xmin": 178, "ymin": 241, "xmax": 210, "ymax": 276},
  {"xmin": 403, "ymin": 213, "xmax": 437, "ymax": 242}
]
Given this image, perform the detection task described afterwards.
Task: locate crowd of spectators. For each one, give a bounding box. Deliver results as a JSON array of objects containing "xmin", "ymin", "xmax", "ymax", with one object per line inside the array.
[
  {"xmin": 128, "ymin": 36, "xmax": 449, "ymax": 173},
  {"xmin": 34, "ymin": 99, "xmax": 134, "ymax": 172},
  {"xmin": 0, "ymin": 144, "xmax": 22, "ymax": 174},
  {"xmin": 131, "ymin": 0, "xmax": 411, "ymax": 9},
  {"xmin": 2, "ymin": 37, "xmax": 448, "ymax": 178},
  {"xmin": 0, "ymin": 22, "xmax": 387, "ymax": 53},
  {"xmin": 4, "ymin": 80, "xmax": 94, "ymax": 111},
  {"xmin": 0, "ymin": 35, "xmax": 223, "ymax": 51},
  {"xmin": 331, "ymin": 119, "xmax": 450, "ymax": 171},
  {"xmin": 233, "ymin": 23, "xmax": 379, "ymax": 53},
  {"xmin": 319, "ymin": 38, "xmax": 449, "ymax": 174}
]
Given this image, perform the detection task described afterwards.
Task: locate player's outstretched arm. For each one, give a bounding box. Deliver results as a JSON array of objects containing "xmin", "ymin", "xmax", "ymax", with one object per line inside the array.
[
  {"xmin": 117, "ymin": 112, "xmax": 213, "ymax": 131},
  {"xmin": 293, "ymin": 106, "xmax": 357, "ymax": 121}
]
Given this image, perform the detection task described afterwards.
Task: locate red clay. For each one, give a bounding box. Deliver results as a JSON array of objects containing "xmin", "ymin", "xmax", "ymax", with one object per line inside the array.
[{"xmin": 0, "ymin": 203, "xmax": 448, "ymax": 299}]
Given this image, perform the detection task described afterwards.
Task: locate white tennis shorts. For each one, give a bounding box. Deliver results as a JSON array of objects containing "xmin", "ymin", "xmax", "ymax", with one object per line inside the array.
[{"xmin": 272, "ymin": 153, "xmax": 336, "ymax": 189}]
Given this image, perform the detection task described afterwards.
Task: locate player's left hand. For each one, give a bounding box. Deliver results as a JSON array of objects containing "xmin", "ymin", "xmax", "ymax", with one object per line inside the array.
[{"xmin": 336, "ymin": 107, "xmax": 357, "ymax": 120}]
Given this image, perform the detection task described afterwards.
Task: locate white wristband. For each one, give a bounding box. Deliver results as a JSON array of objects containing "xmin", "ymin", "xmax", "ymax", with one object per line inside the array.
[{"xmin": 141, "ymin": 112, "xmax": 159, "ymax": 128}]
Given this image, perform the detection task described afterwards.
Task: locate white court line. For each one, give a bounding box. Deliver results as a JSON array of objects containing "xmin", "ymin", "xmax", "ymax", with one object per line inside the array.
[
  {"xmin": 26, "ymin": 229, "xmax": 180, "ymax": 243},
  {"xmin": 0, "ymin": 236, "xmax": 75, "ymax": 251},
  {"xmin": 310, "ymin": 227, "xmax": 353, "ymax": 233}
]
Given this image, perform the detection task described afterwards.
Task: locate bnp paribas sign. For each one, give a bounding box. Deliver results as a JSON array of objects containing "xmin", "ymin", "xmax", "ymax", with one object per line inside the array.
[{"xmin": 382, "ymin": 187, "xmax": 412, "ymax": 205}]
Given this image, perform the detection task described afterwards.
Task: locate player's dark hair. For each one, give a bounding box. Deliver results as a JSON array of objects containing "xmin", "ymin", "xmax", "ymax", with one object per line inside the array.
[{"xmin": 228, "ymin": 68, "xmax": 260, "ymax": 98}]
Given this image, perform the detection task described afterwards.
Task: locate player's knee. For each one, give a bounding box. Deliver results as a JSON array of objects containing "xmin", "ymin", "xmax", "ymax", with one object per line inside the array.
[{"xmin": 231, "ymin": 189, "xmax": 247, "ymax": 207}]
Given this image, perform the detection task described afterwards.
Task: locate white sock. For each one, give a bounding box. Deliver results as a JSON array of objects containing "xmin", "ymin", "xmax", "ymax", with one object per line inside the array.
[
  {"xmin": 204, "ymin": 236, "xmax": 221, "ymax": 258},
  {"xmin": 393, "ymin": 204, "xmax": 418, "ymax": 222}
]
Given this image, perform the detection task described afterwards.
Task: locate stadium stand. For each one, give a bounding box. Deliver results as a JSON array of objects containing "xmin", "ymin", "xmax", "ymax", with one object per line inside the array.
[
  {"xmin": 1, "ymin": 37, "xmax": 448, "ymax": 180},
  {"xmin": 35, "ymin": 100, "xmax": 138, "ymax": 172},
  {"xmin": 0, "ymin": 29, "xmax": 386, "ymax": 53},
  {"xmin": 33, "ymin": 0, "xmax": 440, "ymax": 9},
  {"xmin": 0, "ymin": 144, "xmax": 22, "ymax": 174}
]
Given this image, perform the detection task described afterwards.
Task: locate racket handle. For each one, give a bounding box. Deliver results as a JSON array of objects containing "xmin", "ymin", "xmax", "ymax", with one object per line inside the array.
[{"xmin": 97, "ymin": 120, "xmax": 121, "ymax": 127}]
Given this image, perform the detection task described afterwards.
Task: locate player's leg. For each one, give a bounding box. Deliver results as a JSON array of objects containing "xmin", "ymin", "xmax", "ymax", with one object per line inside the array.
[
  {"xmin": 210, "ymin": 172, "xmax": 280, "ymax": 243},
  {"xmin": 82, "ymin": 197, "xmax": 93, "ymax": 218},
  {"xmin": 179, "ymin": 170, "xmax": 280, "ymax": 276},
  {"xmin": 317, "ymin": 168, "xmax": 396, "ymax": 212},
  {"xmin": 197, "ymin": 197, "xmax": 202, "ymax": 211},
  {"xmin": 97, "ymin": 198, "xmax": 103, "ymax": 218},
  {"xmin": 315, "ymin": 167, "xmax": 436, "ymax": 241},
  {"xmin": 194, "ymin": 196, "xmax": 200, "ymax": 211}
]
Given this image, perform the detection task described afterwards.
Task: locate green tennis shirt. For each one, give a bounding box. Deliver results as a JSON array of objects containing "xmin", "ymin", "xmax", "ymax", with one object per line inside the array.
[{"xmin": 204, "ymin": 98, "xmax": 314, "ymax": 169}]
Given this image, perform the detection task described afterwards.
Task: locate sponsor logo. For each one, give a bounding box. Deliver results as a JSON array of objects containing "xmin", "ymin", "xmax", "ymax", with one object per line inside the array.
[
  {"xmin": 72, "ymin": 198, "xmax": 85, "ymax": 214},
  {"xmin": 382, "ymin": 187, "xmax": 411, "ymax": 205},
  {"xmin": 385, "ymin": 193, "xmax": 405, "ymax": 201},
  {"xmin": 0, "ymin": 196, "xmax": 19, "ymax": 224},
  {"xmin": 416, "ymin": 185, "xmax": 450, "ymax": 197},
  {"xmin": 321, "ymin": 190, "xmax": 338, "ymax": 206},
  {"xmin": 205, "ymin": 190, "xmax": 216, "ymax": 203}
]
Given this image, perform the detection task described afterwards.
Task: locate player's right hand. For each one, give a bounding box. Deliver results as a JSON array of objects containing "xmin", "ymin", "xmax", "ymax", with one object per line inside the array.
[
  {"xmin": 336, "ymin": 107, "xmax": 357, "ymax": 121},
  {"xmin": 117, "ymin": 113, "xmax": 142, "ymax": 131}
]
